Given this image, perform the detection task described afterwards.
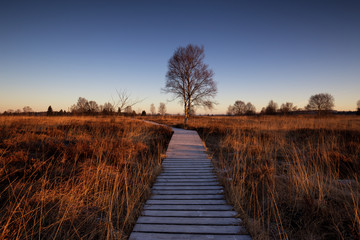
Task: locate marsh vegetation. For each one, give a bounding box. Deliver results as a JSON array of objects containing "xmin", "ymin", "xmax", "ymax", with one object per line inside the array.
[
  {"xmin": 145, "ymin": 115, "xmax": 360, "ymax": 239},
  {"xmin": 0, "ymin": 116, "xmax": 172, "ymax": 239}
]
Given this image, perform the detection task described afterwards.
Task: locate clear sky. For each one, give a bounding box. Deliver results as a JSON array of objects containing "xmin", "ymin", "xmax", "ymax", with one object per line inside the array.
[{"xmin": 1, "ymin": 0, "xmax": 359, "ymax": 114}]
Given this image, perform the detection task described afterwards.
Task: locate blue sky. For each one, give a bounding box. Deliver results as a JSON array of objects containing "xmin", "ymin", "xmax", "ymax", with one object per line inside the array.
[{"xmin": 1, "ymin": 0, "xmax": 359, "ymax": 114}]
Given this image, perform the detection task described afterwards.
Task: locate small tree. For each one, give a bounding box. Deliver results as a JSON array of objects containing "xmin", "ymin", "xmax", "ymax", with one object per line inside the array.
[
  {"xmin": 141, "ymin": 110, "xmax": 146, "ymax": 116},
  {"xmin": 280, "ymin": 102, "xmax": 297, "ymax": 114},
  {"xmin": 159, "ymin": 102, "xmax": 166, "ymax": 116},
  {"xmin": 306, "ymin": 93, "xmax": 334, "ymax": 114},
  {"xmin": 245, "ymin": 102, "xmax": 256, "ymax": 115},
  {"xmin": 125, "ymin": 106, "xmax": 132, "ymax": 115},
  {"xmin": 88, "ymin": 101, "xmax": 99, "ymax": 114},
  {"xmin": 102, "ymin": 102, "xmax": 115, "ymax": 114},
  {"xmin": 150, "ymin": 103, "xmax": 156, "ymax": 115},
  {"xmin": 115, "ymin": 89, "xmax": 142, "ymax": 114},
  {"xmin": 163, "ymin": 44, "xmax": 217, "ymax": 126},
  {"xmin": 76, "ymin": 97, "xmax": 89, "ymax": 114},
  {"xmin": 265, "ymin": 100, "xmax": 278, "ymax": 115},
  {"xmin": 357, "ymin": 100, "xmax": 360, "ymax": 115},
  {"xmin": 23, "ymin": 106, "xmax": 33, "ymax": 114},
  {"xmin": 227, "ymin": 105, "xmax": 234, "ymax": 115},
  {"xmin": 47, "ymin": 106, "xmax": 53, "ymax": 116},
  {"xmin": 233, "ymin": 100, "xmax": 246, "ymax": 115}
]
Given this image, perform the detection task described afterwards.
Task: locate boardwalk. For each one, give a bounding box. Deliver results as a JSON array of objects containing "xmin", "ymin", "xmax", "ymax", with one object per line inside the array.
[{"xmin": 129, "ymin": 127, "xmax": 251, "ymax": 240}]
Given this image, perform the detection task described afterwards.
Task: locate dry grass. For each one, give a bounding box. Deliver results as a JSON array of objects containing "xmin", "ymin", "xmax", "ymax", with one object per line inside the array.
[
  {"xmin": 0, "ymin": 116, "xmax": 172, "ymax": 240},
  {"xmin": 144, "ymin": 115, "xmax": 360, "ymax": 240}
]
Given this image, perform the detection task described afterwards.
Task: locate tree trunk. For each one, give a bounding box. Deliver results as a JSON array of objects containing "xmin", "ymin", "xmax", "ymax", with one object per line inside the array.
[{"xmin": 184, "ymin": 102, "xmax": 188, "ymax": 127}]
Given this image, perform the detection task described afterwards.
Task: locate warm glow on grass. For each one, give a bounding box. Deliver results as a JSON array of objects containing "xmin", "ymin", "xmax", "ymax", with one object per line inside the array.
[
  {"xmin": 0, "ymin": 116, "xmax": 172, "ymax": 239},
  {"xmin": 145, "ymin": 115, "xmax": 360, "ymax": 239}
]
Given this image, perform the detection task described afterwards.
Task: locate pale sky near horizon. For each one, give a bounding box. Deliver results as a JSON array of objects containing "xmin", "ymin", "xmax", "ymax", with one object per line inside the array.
[{"xmin": 1, "ymin": 0, "xmax": 359, "ymax": 114}]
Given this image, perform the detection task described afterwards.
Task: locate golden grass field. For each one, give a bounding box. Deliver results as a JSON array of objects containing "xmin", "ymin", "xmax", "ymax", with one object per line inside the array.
[
  {"xmin": 0, "ymin": 116, "xmax": 172, "ymax": 239},
  {"xmin": 144, "ymin": 115, "xmax": 360, "ymax": 240},
  {"xmin": 1, "ymin": 115, "xmax": 359, "ymax": 239}
]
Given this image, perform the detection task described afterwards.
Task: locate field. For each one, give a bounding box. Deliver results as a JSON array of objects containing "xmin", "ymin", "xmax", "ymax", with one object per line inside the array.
[
  {"xmin": 0, "ymin": 116, "xmax": 172, "ymax": 239},
  {"xmin": 144, "ymin": 115, "xmax": 360, "ymax": 240},
  {"xmin": 1, "ymin": 115, "xmax": 359, "ymax": 240}
]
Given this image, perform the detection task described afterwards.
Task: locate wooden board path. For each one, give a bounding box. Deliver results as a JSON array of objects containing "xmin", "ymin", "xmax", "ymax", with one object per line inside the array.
[{"xmin": 129, "ymin": 127, "xmax": 251, "ymax": 240}]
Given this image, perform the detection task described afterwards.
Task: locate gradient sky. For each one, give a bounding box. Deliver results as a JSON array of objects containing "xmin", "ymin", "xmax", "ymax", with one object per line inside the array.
[{"xmin": 1, "ymin": 0, "xmax": 359, "ymax": 114}]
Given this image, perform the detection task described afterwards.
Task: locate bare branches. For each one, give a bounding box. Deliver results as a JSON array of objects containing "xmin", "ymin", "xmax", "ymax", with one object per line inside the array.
[
  {"xmin": 227, "ymin": 100, "xmax": 256, "ymax": 115},
  {"xmin": 306, "ymin": 93, "xmax": 334, "ymax": 114},
  {"xmin": 114, "ymin": 89, "xmax": 143, "ymax": 113},
  {"xmin": 163, "ymin": 44, "xmax": 217, "ymax": 125},
  {"xmin": 158, "ymin": 102, "xmax": 166, "ymax": 116}
]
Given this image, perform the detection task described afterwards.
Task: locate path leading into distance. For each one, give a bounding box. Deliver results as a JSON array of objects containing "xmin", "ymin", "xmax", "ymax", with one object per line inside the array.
[{"xmin": 129, "ymin": 127, "xmax": 251, "ymax": 240}]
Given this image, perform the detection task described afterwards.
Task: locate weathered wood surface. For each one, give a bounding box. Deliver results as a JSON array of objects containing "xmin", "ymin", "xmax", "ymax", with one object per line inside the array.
[{"xmin": 129, "ymin": 127, "xmax": 251, "ymax": 240}]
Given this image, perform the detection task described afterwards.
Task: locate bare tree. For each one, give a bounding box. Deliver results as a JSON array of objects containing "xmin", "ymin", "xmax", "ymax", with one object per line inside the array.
[
  {"xmin": 76, "ymin": 97, "xmax": 90, "ymax": 113},
  {"xmin": 265, "ymin": 100, "xmax": 278, "ymax": 115},
  {"xmin": 245, "ymin": 102, "xmax": 256, "ymax": 115},
  {"xmin": 163, "ymin": 44, "xmax": 217, "ymax": 126},
  {"xmin": 23, "ymin": 106, "xmax": 33, "ymax": 113},
  {"xmin": 150, "ymin": 103, "xmax": 156, "ymax": 115},
  {"xmin": 280, "ymin": 102, "xmax": 297, "ymax": 114},
  {"xmin": 306, "ymin": 93, "xmax": 334, "ymax": 114},
  {"xmin": 88, "ymin": 101, "xmax": 99, "ymax": 113},
  {"xmin": 227, "ymin": 105, "xmax": 234, "ymax": 115},
  {"xmin": 232, "ymin": 100, "xmax": 246, "ymax": 115},
  {"xmin": 158, "ymin": 102, "xmax": 166, "ymax": 116},
  {"xmin": 227, "ymin": 101, "xmax": 256, "ymax": 115},
  {"xmin": 125, "ymin": 106, "xmax": 132, "ymax": 114},
  {"xmin": 102, "ymin": 102, "xmax": 115, "ymax": 114},
  {"xmin": 115, "ymin": 89, "xmax": 142, "ymax": 114}
]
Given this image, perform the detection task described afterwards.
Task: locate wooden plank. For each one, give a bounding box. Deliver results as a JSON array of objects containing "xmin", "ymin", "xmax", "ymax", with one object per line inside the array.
[
  {"xmin": 162, "ymin": 164, "xmax": 212, "ymax": 166},
  {"xmin": 150, "ymin": 194, "xmax": 224, "ymax": 200},
  {"xmin": 163, "ymin": 168, "xmax": 213, "ymax": 171},
  {"xmin": 152, "ymin": 189, "xmax": 223, "ymax": 195},
  {"xmin": 156, "ymin": 178, "xmax": 217, "ymax": 182},
  {"xmin": 156, "ymin": 175, "xmax": 217, "ymax": 179},
  {"xmin": 152, "ymin": 186, "xmax": 222, "ymax": 190},
  {"xmin": 146, "ymin": 199, "xmax": 227, "ymax": 205},
  {"xmin": 136, "ymin": 216, "xmax": 241, "ymax": 225},
  {"xmin": 163, "ymin": 168, "xmax": 213, "ymax": 170},
  {"xmin": 153, "ymin": 182, "xmax": 219, "ymax": 186},
  {"xmin": 129, "ymin": 126, "xmax": 251, "ymax": 240},
  {"xmin": 133, "ymin": 224, "xmax": 245, "ymax": 234},
  {"xmin": 163, "ymin": 164, "xmax": 212, "ymax": 166},
  {"xmin": 162, "ymin": 163, "xmax": 211, "ymax": 166},
  {"xmin": 163, "ymin": 161, "xmax": 211, "ymax": 163},
  {"xmin": 164, "ymin": 158, "xmax": 210, "ymax": 161},
  {"xmin": 144, "ymin": 204, "xmax": 233, "ymax": 211},
  {"xmin": 159, "ymin": 173, "xmax": 216, "ymax": 176},
  {"xmin": 129, "ymin": 232, "xmax": 251, "ymax": 240},
  {"xmin": 163, "ymin": 162, "xmax": 211, "ymax": 164},
  {"xmin": 162, "ymin": 171, "xmax": 214, "ymax": 174},
  {"xmin": 142, "ymin": 210, "xmax": 238, "ymax": 217},
  {"xmin": 159, "ymin": 173, "xmax": 217, "ymax": 178},
  {"xmin": 162, "ymin": 162, "xmax": 213, "ymax": 167},
  {"xmin": 163, "ymin": 168, "xmax": 214, "ymax": 173}
]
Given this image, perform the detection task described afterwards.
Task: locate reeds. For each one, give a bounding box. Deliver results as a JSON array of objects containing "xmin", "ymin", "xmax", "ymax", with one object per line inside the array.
[
  {"xmin": 0, "ymin": 116, "xmax": 172, "ymax": 239},
  {"xmin": 145, "ymin": 115, "xmax": 360, "ymax": 239}
]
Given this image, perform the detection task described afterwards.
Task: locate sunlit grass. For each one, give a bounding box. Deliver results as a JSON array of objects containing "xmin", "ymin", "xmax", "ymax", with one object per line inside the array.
[
  {"xmin": 0, "ymin": 116, "xmax": 172, "ymax": 239},
  {"xmin": 145, "ymin": 115, "xmax": 360, "ymax": 239}
]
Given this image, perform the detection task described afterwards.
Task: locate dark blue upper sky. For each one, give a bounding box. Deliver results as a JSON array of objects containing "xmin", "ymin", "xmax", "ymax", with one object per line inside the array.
[{"xmin": 1, "ymin": 0, "xmax": 359, "ymax": 113}]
